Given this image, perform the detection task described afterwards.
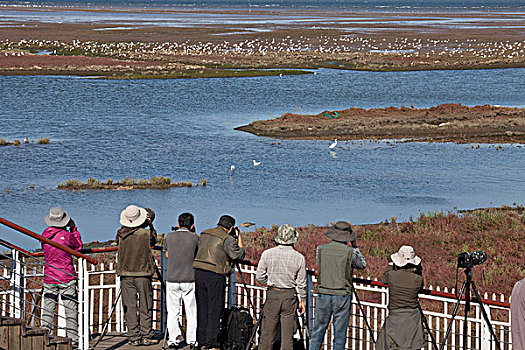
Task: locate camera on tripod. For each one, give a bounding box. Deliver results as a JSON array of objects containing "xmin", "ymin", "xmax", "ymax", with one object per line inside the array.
[{"xmin": 457, "ymin": 250, "xmax": 487, "ymax": 269}]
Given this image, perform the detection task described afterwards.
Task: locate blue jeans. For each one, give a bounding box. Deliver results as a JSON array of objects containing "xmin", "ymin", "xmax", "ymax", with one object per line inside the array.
[{"xmin": 309, "ymin": 294, "xmax": 352, "ymax": 350}]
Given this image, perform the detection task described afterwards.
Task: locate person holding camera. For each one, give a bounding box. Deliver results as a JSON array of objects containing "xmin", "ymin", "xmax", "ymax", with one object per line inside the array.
[
  {"xmin": 375, "ymin": 245, "xmax": 425, "ymax": 350},
  {"xmin": 193, "ymin": 215, "xmax": 245, "ymax": 350},
  {"xmin": 309, "ymin": 221, "xmax": 366, "ymax": 350},
  {"xmin": 256, "ymin": 224, "xmax": 307, "ymax": 350},
  {"xmin": 163, "ymin": 212, "xmax": 199, "ymax": 349},
  {"xmin": 41, "ymin": 206, "xmax": 83, "ymax": 346},
  {"xmin": 116, "ymin": 205, "xmax": 159, "ymax": 346}
]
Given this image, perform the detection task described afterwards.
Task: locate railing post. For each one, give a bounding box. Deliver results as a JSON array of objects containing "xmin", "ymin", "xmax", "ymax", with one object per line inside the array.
[
  {"xmin": 58, "ymin": 297, "xmax": 66, "ymax": 336},
  {"xmin": 480, "ymin": 303, "xmax": 491, "ymax": 350},
  {"xmin": 306, "ymin": 272, "xmax": 314, "ymax": 332},
  {"xmin": 116, "ymin": 275, "xmax": 123, "ymax": 332},
  {"xmin": 77, "ymin": 257, "xmax": 90, "ymax": 350},
  {"xmin": 228, "ymin": 266, "xmax": 237, "ymax": 308},
  {"xmin": 9, "ymin": 249, "xmax": 25, "ymax": 319},
  {"xmin": 160, "ymin": 251, "xmax": 167, "ymax": 333},
  {"xmin": 77, "ymin": 257, "xmax": 84, "ymax": 349}
]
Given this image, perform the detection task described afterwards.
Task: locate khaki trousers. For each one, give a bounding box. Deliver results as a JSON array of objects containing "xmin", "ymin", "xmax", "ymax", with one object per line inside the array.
[{"xmin": 258, "ymin": 289, "xmax": 298, "ymax": 350}]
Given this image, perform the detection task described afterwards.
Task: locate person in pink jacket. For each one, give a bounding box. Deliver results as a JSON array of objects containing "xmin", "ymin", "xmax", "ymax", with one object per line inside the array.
[{"xmin": 41, "ymin": 206, "xmax": 83, "ymax": 346}]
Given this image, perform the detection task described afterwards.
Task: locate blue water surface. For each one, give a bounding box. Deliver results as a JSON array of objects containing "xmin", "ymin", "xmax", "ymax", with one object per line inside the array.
[{"xmin": 0, "ymin": 68, "xmax": 524, "ymax": 248}]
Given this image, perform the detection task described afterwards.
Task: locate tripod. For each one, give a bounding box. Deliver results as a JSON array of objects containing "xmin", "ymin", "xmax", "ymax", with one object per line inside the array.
[
  {"xmin": 352, "ymin": 285, "xmax": 376, "ymax": 344},
  {"xmin": 417, "ymin": 302, "xmax": 439, "ymax": 350},
  {"xmin": 439, "ymin": 267, "xmax": 501, "ymax": 350}
]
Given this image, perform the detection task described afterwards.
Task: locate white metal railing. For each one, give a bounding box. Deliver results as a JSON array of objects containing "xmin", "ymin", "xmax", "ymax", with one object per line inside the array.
[
  {"xmin": 0, "ymin": 247, "xmax": 512, "ymax": 350},
  {"xmin": 0, "ymin": 248, "xmax": 90, "ymax": 349}
]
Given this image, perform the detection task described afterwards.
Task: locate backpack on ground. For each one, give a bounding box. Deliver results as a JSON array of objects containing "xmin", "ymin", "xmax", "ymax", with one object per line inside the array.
[{"xmin": 222, "ymin": 306, "xmax": 254, "ymax": 350}]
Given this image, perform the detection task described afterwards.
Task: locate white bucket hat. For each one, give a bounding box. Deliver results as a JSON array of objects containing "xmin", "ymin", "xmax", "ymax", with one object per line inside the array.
[
  {"xmin": 120, "ymin": 205, "xmax": 147, "ymax": 228},
  {"xmin": 391, "ymin": 245, "xmax": 421, "ymax": 267},
  {"xmin": 45, "ymin": 207, "xmax": 71, "ymax": 227}
]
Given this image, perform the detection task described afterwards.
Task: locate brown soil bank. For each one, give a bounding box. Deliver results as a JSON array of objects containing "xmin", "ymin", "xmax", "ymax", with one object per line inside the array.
[{"xmin": 235, "ymin": 103, "xmax": 525, "ymax": 144}]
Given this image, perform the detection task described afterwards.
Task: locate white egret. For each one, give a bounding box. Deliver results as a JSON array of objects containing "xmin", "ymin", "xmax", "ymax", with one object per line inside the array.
[
  {"xmin": 253, "ymin": 160, "xmax": 261, "ymax": 167},
  {"xmin": 329, "ymin": 139, "xmax": 338, "ymax": 149}
]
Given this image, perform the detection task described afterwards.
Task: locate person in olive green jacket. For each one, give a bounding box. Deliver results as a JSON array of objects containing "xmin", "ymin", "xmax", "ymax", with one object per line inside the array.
[
  {"xmin": 116, "ymin": 205, "xmax": 159, "ymax": 347},
  {"xmin": 193, "ymin": 215, "xmax": 245, "ymax": 350},
  {"xmin": 309, "ymin": 221, "xmax": 366, "ymax": 350}
]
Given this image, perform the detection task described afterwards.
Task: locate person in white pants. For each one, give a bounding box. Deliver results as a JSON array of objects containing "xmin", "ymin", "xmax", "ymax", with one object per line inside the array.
[{"xmin": 163, "ymin": 213, "xmax": 199, "ymax": 348}]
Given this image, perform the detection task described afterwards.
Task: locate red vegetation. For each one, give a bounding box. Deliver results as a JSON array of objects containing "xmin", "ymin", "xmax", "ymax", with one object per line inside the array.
[{"xmin": 241, "ymin": 207, "xmax": 525, "ymax": 298}]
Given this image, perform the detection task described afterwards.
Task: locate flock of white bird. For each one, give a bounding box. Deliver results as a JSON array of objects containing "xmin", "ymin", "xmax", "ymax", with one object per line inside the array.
[{"xmin": 1, "ymin": 36, "xmax": 523, "ymax": 62}]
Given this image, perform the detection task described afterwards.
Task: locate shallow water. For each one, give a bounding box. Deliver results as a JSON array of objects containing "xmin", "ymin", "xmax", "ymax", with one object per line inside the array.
[{"xmin": 1, "ymin": 68, "xmax": 524, "ymax": 248}]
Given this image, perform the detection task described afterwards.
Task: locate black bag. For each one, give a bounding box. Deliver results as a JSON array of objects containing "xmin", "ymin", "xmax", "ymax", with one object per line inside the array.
[{"xmin": 222, "ymin": 306, "xmax": 254, "ymax": 350}]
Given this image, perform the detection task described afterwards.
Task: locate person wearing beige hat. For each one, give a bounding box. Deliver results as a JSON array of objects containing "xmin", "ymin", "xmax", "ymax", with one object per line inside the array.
[
  {"xmin": 116, "ymin": 205, "xmax": 159, "ymax": 346},
  {"xmin": 375, "ymin": 245, "xmax": 425, "ymax": 350}
]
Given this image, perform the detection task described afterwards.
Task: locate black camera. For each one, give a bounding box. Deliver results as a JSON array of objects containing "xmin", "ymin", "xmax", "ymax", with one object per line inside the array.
[
  {"xmin": 457, "ymin": 251, "xmax": 487, "ymax": 268},
  {"xmin": 230, "ymin": 226, "xmax": 240, "ymax": 238}
]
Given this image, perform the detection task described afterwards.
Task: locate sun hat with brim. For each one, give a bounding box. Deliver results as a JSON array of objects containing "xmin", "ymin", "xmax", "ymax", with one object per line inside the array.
[
  {"xmin": 45, "ymin": 207, "xmax": 71, "ymax": 227},
  {"xmin": 391, "ymin": 245, "xmax": 422, "ymax": 267},
  {"xmin": 326, "ymin": 221, "xmax": 356, "ymax": 242},
  {"xmin": 275, "ymin": 224, "xmax": 299, "ymax": 245},
  {"xmin": 120, "ymin": 205, "xmax": 148, "ymax": 228}
]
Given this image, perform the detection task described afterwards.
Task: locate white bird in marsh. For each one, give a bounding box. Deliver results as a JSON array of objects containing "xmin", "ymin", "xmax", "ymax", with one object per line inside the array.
[
  {"xmin": 253, "ymin": 160, "xmax": 261, "ymax": 167},
  {"xmin": 230, "ymin": 165, "xmax": 235, "ymax": 174},
  {"xmin": 329, "ymin": 139, "xmax": 338, "ymax": 149}
]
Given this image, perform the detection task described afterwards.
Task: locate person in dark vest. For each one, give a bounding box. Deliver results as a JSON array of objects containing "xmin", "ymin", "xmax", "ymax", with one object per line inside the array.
[
  {"xmin": 375, "ymin": 245, "xmax": 425, "ymax": 350},
  {"xmin": 116, "ymin": 205, "xmax": 159, "ymax": 346},
  {"xmin": 256, "ymin": 224, "xmax": 307, "ymax": 350},
  {"xmin": 309, "ymin": 221, "xmax": 366, "ymax": 350},
  {"xmin": 163, "ymin": 212, "xmax": 199, "ymax": 349},
  {"xmin": 193, "ymin": 215, "xmax": 245, "ymax": 350}
]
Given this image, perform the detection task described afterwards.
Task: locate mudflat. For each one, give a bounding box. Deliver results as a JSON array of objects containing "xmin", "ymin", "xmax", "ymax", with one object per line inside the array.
[
  {"xmin": 235, "ymin": 104, "xmax": 525, "ymax": 143},
  {"xmin": 0, "ymin": 7, "xmax": 524, "ymax": 77}
]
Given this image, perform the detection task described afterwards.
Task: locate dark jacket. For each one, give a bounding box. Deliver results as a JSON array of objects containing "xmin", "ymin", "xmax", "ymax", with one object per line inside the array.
[
  {"xmin": 193, "ymin": 226, "xmax": 245, "ymax": 276},
  {"xmin": 116, "ymin": 225, "xmax": 157, "ymax": 277},
  {"xmin": 382, "ymin": 263, "xmax": 423, "ymax": 310},
  {"xmin": 316, "ymin": 241, "xmax": 354, "ymax": 295},
  {"xmin": 376, "ymin": 264, "xmax": 425, "ymax": 350}
]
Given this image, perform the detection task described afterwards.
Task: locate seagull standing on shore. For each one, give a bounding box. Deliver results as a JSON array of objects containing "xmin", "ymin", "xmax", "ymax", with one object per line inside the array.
[
  {"xmin": 253, "ymin": 160, "xmax": 261, "ymax": 167},
  {"xmin": 329, "ymin": 139, "xmax": 338, "ymax": 149}
]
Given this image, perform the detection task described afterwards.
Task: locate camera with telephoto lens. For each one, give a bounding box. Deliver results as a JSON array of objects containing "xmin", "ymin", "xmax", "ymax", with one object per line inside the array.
[{"xmin": 457, "ymin": 251, "xmax": 487, "ymax": 268}]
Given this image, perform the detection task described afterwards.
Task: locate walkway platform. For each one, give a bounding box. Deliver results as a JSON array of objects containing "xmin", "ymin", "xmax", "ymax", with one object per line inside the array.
[{"xmin": 90, "ymin": 332, "xmax": 174, "ymax": 350}]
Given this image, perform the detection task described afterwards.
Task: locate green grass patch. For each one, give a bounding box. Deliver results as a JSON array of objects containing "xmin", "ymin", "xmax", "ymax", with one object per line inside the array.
[
  {"xmin": 58, "ymin": 176, "xmax": 208, "ymax": 190},
  {"xmin": 104, "ymin": 69, "xmax": 312, "ymax": 80}
]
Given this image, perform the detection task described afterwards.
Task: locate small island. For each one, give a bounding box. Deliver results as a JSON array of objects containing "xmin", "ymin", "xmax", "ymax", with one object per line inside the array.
[
  {"xmin": 58, "ymin": 176, "xmax": 207, "ymax": 190},
  {"xmin": 235, "ymin": 104, "xmax": 525, "ymax": 144}
]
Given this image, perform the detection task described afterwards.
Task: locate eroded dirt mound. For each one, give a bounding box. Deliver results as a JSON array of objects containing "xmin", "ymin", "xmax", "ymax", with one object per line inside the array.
[{"xmin": 235, "ymin": 103, "xmax": 525, "ymax": 143}]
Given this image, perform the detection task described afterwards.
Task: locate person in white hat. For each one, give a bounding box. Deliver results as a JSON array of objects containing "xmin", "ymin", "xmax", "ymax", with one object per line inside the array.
[
  {"xmin": 116, "ymin": 205, "xmax": 159, "ymax": 346},
  {"xmin": 375, "ymin": 245, "xmax": 425, "ymax": 350}
]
